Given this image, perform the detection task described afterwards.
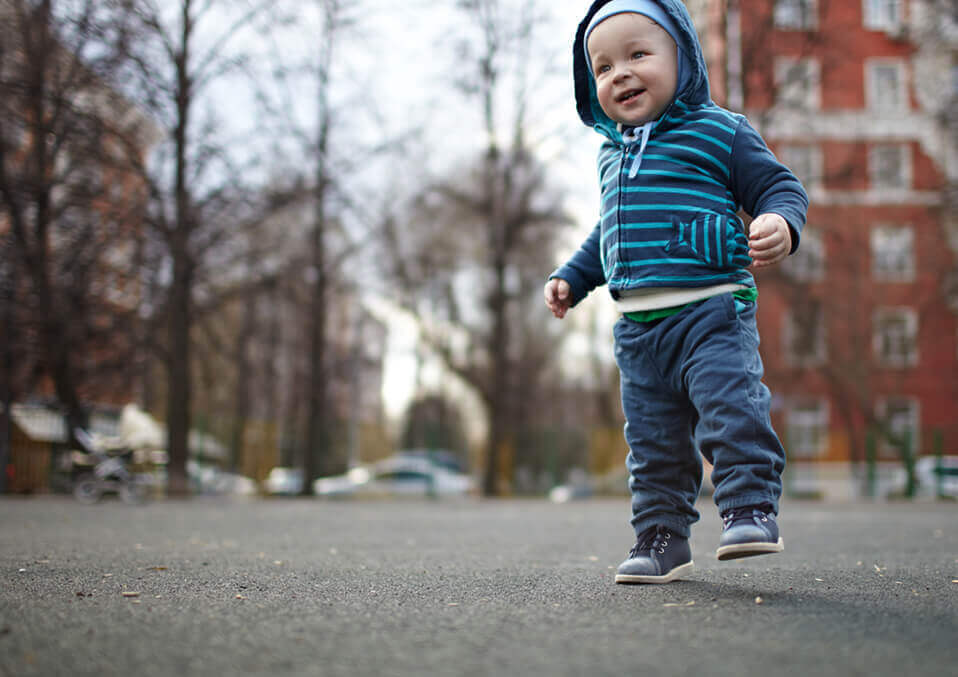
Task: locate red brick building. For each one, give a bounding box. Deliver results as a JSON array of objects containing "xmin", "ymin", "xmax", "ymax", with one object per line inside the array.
[{"xmin": 701, "ymin": 0, "xmax": 957, "ymax": 492}]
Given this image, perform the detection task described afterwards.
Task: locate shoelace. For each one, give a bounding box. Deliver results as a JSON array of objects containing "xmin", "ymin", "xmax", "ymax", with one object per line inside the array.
[
  {"xmin": 630, "ymin": 525, "xmax": 672, "ymax": 557},
  {"xmin": 721, "ymin": 505, "xmax": 773, "ymax": 529}
]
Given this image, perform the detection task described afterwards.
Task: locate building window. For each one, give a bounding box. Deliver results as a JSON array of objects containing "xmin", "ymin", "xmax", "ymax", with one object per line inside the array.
[
  {"xmin": 783, "ymin": 226, "xmax": 824, "ymax": 281},
  {"xmin": 869, "ymin": 144, "xmax": 910, "ymax": 190},
  {"xmin": 876, "ymin": 397, "xmax": 920, "ymax": 457},
  {"xmin": 785, "ymin": 299, "xmax": 826, "ymax": 366},
  {"xmin": 871, "ymin": 225, "xmax": 915, "ymax": 281},
  {"xmin": 775, "ymin": 0, "xmax": 817, "ymax": 29},
  {"xmin": 775, "ymin": 57, "xmax": 820, "ymax": 110},
  {"xmin": 866, "ymin": 60, "xmax": 908, "ymax": 112},
  {"xmin": 786, "ymin": 399, "xmax": 829, "ymax": 458},
  {"xmin": 863, "ymin": 0, "xmax": 903, "ymax": 31},
  {"xmin": 873, "ymin": 307, "xmax": 918, "ymax": 366},
  {"xmin": 780, "ymin": 145, "xmax": 822, "ymax": 191}
]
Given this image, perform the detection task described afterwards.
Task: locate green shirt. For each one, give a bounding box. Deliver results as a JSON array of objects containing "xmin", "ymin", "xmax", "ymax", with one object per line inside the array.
[{"xmin": 624, "ymin": 287, "xmax": 758, "ymax": 323}]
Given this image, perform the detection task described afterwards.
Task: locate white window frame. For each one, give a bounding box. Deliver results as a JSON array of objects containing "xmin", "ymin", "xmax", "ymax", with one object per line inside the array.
[
  {"xmin": 784, "ymin": 300, "xmax": 827, "ymax": 366},
  {"xmin": 783, "ymin": 225, "xmax": 825, "ymax": 281},
  {"xmin": 870, "ymin": 224, "xmax": 915, "ymax": 282},
  {"xmin": 775, "ymin": 57, "xmax": 821, "ymax": 110},
  {"xmin": 876, "ymin": 396, "xmax": 920, "ymax": 457},
  {"xmin": 863, "ymin": 0, "xmax": 903, "ymax": 32},
  {"xmin": 869, "ymin": 144, "xmax": 911, "ymax": 190},
  {"xmin": 775, "ymin": 0, "xmax": 818, "ymax": 30},
  {"xmin": 786, "ymin": 399, "xmax": 829, "ymax": 458},
  {"xmin": 873, "ymin": 307, "xmax": 918, "ymax": 367},
  {"xmin": 866, "ymin": 59, "xmax": 908, "ymax": 113}
]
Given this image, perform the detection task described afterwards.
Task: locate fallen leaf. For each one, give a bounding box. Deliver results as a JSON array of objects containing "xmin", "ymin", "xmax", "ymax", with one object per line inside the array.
[
  {"xmin": 146, "ymin": 566, "xmax": 168, "ymax": 572},
  {"xmin": 755, "ymin": 596, "xmax": 764, "ymax": 605},
  {"xmin": 121, "ymin": 591, "xmax": 140, "ymax": 598},
  {"xmin": 235, "ymin": 594, "xmax": 247, "ymax": 600},
  {"xmin": 663, "ymin": 603, "xmax": 680, "ymax": 607},
  {"xmin": 685, "ymin": 601, "xmax": 695, "ymax": 606},
  {"xmin": 815, "ymin": 578, "xmax": 824, "ymax": 582}
]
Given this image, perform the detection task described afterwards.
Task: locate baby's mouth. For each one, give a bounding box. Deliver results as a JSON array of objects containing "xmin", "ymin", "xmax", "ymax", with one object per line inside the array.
[{"xmin": 617, "ymin": 89, "xmax": 645, "ymax": 104}]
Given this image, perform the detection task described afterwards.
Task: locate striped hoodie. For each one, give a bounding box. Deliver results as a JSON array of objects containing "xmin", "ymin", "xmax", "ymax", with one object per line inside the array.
[{"xmin": 552, "ymin": 0, "xmax": 808, "ymax": 312}]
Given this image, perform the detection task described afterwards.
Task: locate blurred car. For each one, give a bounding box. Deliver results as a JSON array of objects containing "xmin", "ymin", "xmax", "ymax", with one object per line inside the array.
[
  {"xmin": 313, "ymin": 455, "xmax": 475, "ymax": 498},
  {"xmin": 263, "ymin": 467, "xmax": 304, "ymax": 495},
  {"xmin": 187, "ymin": 460, "xmax": 257, "ymax": 496},
  {"xmin": 548, "ymin": 483, "xmax": 594, "ymax": 503},
  {"xmin": 394, "ymin": 448, "xmax": 468, "ymax": 474}
]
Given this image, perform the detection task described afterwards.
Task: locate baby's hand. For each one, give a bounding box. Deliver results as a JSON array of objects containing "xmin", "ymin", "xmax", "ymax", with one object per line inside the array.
[
  {"xmin": 544, "ymin": 278, "xmax": 572, "ymax": 319},
  {"xmin": 748, "ymin": 213, "xmax": 792, "ymax": 269}
]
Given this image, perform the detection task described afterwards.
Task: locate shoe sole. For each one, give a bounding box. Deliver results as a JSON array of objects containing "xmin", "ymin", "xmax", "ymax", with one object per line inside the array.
[
  {"xmin": 614, "ymin": 560, "xmax": 694, "ymax": 584},
  {"xmin": 716, "ymin": 538, "xmax": 784, "ymax": 561}
]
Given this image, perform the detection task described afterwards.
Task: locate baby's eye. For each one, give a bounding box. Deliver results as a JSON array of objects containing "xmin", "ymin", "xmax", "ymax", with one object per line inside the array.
[
  {"xmin": 631, "ymin": 51, "xmax": 646, "ymax": 60},
  {"xmin": 595, "ymin": 64, "xmax": 611, "ymax": 75}
]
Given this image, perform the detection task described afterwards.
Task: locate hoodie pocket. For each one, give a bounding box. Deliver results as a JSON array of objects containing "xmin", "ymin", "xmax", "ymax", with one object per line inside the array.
[{"xmin": 665, "ymin": 213, "xmax": 752, "ymax": 270}]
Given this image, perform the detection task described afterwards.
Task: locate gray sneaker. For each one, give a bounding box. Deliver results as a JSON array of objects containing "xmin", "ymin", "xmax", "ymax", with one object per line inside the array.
[
  {"xmin": 716, "ymin": 505, "xmax": 784, "ymax": 560},
  {"xmin": 615, "ymin": 525, "xmax": 693, "ymax": 584}
]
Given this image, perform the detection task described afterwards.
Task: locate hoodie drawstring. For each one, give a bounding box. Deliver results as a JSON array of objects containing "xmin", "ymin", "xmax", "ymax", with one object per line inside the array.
[{"xmin": 622, "ymin": 122, "xmax": 653, "ymax": 179}]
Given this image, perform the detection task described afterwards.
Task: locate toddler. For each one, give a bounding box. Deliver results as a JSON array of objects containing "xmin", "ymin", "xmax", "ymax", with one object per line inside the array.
[{"xmin": 545, "ymin": 0, "xmax": 808, "ymax": 583}]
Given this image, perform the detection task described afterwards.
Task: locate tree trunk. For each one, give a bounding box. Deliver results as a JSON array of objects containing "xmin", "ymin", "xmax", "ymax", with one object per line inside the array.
[
  {"xmin": 483, "ymin": 257, "xmax": 509, "ymax": 496},
  {"xmin": 166, "ymin": 250, "xmax": 192, "ymax": 496},
  {"xmin": 230, "ymin": 291, "xmax": 257, "ymax": 473},
  {"xmin": 166, "ymin": 0, "xmax": 194, "ymax": 497}
]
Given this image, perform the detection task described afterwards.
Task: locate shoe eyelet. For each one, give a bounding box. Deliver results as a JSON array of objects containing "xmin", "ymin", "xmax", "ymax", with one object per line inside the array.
[
  {"xmin": 657, "ymin": 548, "xmax": 665, "ymax": 554},
  {"xmin": 761, "ymin": 516, "xmax": 768, "ymax": 522},
  {"xmin": 665, "ymin": 533, "xmax": 671, "ymax": 539}
]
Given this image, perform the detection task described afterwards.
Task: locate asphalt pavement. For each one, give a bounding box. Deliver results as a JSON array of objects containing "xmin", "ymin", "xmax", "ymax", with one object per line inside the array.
[{"xmin": 1, "ymin": 495, "xmax": 956, "ymax": 677}]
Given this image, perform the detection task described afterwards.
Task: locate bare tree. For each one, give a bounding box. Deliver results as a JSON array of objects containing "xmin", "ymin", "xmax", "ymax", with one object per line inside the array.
[
  {"xmin": 0, "ymin": 0, "xmax": 147, "ymax": 445},
  {"xmin": 121, "ymin": 0, "xmax": 279, "ymax": 494},
  {"xmin": 381, "ymin": 0, "xmax": 572, "ymax": 495}
]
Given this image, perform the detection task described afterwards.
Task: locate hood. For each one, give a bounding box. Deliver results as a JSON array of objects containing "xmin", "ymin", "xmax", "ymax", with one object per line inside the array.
[{"xmin": 573, "ymin": 0, "xmax": 711, "ymax": 143}]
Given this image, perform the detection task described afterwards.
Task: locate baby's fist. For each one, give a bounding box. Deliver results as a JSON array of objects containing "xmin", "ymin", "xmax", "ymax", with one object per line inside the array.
[
  {"xmin": 544, "ymin": 278, "xmax": 572, "ymax": 319},
  {"xmin": 748, "ymin": 213, "xmax": 792, "ymax": 269}
]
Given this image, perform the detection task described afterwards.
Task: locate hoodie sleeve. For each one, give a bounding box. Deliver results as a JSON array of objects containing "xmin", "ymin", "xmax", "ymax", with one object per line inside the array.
[
  {"xmin": 549, "ymin": 221, "xmax": 606, "ymax": 306},
  {"xmin": 730, "ymin": 117, "xmax": 809, "ymax": 254}
]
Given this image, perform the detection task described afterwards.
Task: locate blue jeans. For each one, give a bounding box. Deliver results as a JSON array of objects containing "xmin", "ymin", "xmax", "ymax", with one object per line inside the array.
[{"xmin": 613, "ymin": 293, "xmax": 785, "ymax": 539}]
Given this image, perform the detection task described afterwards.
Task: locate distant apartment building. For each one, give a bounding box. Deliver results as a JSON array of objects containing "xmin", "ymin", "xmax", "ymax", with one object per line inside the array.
[
  {"xmin": 0, "ymin": 2, "xmax": 158, "ymax": 410},
  {"xmin": 703, "ymin": 1, "xmax": 958, "ymax": 478}
]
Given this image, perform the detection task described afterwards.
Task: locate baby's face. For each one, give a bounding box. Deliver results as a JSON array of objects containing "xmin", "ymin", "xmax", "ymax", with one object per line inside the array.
[{"xmin": 587, "ymin": 13, "xmax": 678, "ymax": 126}]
